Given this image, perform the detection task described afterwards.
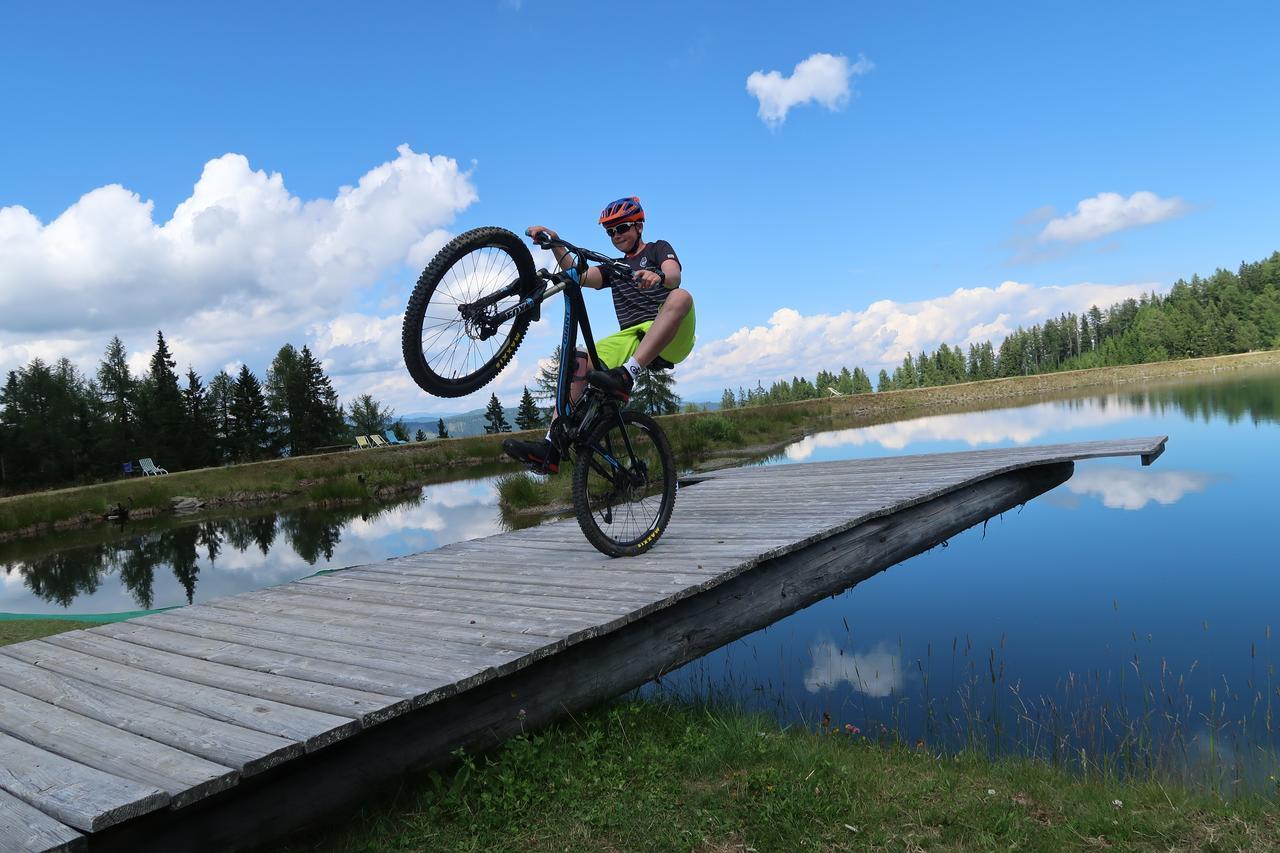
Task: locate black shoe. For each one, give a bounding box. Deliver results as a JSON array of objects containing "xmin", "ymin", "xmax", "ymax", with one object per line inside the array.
[
  {"xmin": 502, "ymin": 437, "xmax": 559, "ymax": 474},
  {"xmin": 587, "ymin": 366, "xmax": 635, "ymax": 401}
]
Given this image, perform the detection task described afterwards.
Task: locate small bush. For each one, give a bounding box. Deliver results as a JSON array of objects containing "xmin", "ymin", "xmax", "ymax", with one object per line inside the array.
[
  {"xmin": 692, "ymin": 415, "xmax": 741, "ymax": 444},
  {"xmin": 497, "ymin": 473, "xmax": 541, "ymax": 508}
]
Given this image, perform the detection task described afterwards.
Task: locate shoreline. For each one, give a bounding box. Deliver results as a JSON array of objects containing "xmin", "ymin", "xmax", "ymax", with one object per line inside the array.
[{"xmin": 5, "ymin": 349, "xmax": 1279, "ymax": 543}]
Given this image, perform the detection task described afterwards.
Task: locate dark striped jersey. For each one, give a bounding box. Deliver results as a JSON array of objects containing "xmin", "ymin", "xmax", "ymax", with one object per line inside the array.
[{"xmin": 599, "ymin": 239, "xmax": 682, "ymax": 329}]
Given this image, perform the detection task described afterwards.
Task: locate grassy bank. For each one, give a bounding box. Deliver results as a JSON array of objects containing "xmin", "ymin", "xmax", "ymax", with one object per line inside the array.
[
  {"xmin": 5, "ymin": 349, "xmax": 1279, "ymax": 540},
  {"xmin": 280, "ymin": 700, "xmax": 1278, "ymax": 851},
  {"xmin": 0, "ymin": 619, "xmax": 99, "ymax": 646}
]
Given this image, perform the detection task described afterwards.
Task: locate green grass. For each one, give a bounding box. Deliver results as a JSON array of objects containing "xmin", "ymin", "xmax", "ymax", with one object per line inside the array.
[
  {"xmin": 0, "ymin": 619, "xmax": 97, "ymax": 646},
  {"xmin": 281, "ymin": 700, "xmax": 1279, "ymax": 851}
]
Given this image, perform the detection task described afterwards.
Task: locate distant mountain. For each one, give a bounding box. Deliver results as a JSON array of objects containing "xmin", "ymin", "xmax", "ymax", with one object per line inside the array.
[
  {"xmin": 398, "ymin": 405, "xmax": 532, "ymax": 439},
  {"xmin": 397, "ymin": 398, "xmax": 723, "ymax": 439}
]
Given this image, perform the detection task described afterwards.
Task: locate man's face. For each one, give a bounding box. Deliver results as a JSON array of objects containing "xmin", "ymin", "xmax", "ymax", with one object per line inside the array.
[{"xmin": 606, "ymin": 221, "xmax": 642, "ymax": 253}]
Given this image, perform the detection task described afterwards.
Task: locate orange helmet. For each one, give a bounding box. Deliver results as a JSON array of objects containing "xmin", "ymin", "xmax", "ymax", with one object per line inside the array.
[{"xmin": 598, "ymin": 196, "xmax": 644, "ymax": 226}]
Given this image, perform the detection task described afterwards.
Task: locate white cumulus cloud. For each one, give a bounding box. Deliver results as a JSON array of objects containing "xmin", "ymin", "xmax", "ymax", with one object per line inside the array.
[
  {"xmin": 746, "ymin": 52, "xmax": 873, "ymax": 128},
  {"xmin": 0, "ymin": 145, "xmax": 477, "ymax": 389},
  {"xmin": 674, "ymin": 279, "xmax": 1158, "ymax": 399},
  {"xmin": 1038, "ymin": 191, "xmax": 1190, "ymax": 244}
]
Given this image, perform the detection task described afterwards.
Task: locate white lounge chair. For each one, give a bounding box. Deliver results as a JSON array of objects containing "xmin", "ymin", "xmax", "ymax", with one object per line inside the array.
[{"xmin": 139, "ymin": 457, "xmax": 168, "ymax": 475}]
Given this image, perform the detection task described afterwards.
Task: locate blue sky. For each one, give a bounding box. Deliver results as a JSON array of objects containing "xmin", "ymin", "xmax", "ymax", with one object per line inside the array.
[{"xmin": 2, "ymin": 1, "xmax": 1277, "ymax": 414}]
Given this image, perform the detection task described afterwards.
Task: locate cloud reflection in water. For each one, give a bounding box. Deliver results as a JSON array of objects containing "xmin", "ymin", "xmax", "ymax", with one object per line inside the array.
[{"xmin": 804, "ymin": 641, "xmax": 903, "ymax": 697}]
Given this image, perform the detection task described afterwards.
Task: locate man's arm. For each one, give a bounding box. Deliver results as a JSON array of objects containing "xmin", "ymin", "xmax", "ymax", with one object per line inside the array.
[{"xmin": 634, "ymin": 259, "xmax": 682, "ymax": 290}]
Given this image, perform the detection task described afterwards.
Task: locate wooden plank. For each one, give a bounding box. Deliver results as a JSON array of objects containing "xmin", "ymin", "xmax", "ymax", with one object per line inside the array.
[
  {"xmin": 39, "ymin": 632, "xmax": 408, "ymax": 727},
  {"xmin": 0, "ymin": 653, "xmax": 300, "ymax": 777},
  {"xmin": 0, "ymin": 731, "xmax": 166, "ymax": 832},
  {"xmin": 164, "ymin": 606, "xmax": 519, "ymax": 676},
  {"xmin": 384, "ymin": 555, "xmax": 722, "ymax": 590},
  {"xmin": 295, "ymin": 574, "xmax": 631, "ymax": 621},
  {"xmin": 328, "ymin": 566, "xmax": 662, "ymax": 608},
  {"xmin": 205, "ymin": 594, "xmax": 549, "ymax": 654},
  {"xmin": 135, "ymin": 610, "xmax": 484, "ymax": 684},
  {"xmin": 0, "ymin": 682, "xmax": 236, "ymax": 808},
  {"xmin": 2, "ymin": 641, "xmax": 355, "ymax": 750},
  {"xmin": 240, "ymin": 586, "xmax": 583, "ymax": 641},
  {"xmin": 299, "ymin": 574, "xmax": 643, "ymax": 617},
  {"xmin": 0, "ymin": 786, "xmax": 84, "ymax": 852},
  {"xmin": 92, "ymin": 622, "xmax": 447, "ymax": 708}
]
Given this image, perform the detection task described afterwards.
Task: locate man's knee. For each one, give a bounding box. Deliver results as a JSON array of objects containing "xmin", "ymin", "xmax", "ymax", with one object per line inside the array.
[{"xmin": 664, "ymin": 288, "xmax": 693, "ymax": 315}]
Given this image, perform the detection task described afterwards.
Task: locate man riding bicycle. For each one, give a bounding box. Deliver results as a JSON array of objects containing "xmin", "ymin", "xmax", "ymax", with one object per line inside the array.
[{"xmin": 503, "ymin": 196, "xmax": 696, "ymax": 474}]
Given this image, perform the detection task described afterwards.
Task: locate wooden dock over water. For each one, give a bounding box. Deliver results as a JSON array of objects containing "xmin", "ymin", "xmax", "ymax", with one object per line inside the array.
[{"xmin": 0, "ymin": 437, "xmax": 1166, "ymax": 852}]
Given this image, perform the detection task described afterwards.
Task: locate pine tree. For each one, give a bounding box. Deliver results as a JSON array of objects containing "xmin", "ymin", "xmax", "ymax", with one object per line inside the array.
[
  {"xmin": 630, "ymin": 369, "xmax": 680, "ymax": 415},
  {"xmin": 137, "ymin": 331, "xmax": 185, "ymax": 470},
  {"xmin": 96, "ymin": 336, "xmax": 136, "ymax": 465},
  {"xmin": 719, "ymin": 388, "xmax": 736, "ymax": 410},
  {"xmin": 182, "ymin": 368, "xmax": 216, "ymax": 468},
  {"xmin": 207, "ymin": 371, "xmax": 235, "ymax": 463},
  {"xmin": 266, "ymin": 344, "xmax": 305, "ymax": 456},
  {"xmin": 415, "ymin": 428, "xmax": 428, "ymax": 442},
  {"xmin": 483, "ymin": 393, "xmax": 511, "ymax": 433},
  {"xmin": 229, "ymin": 365, "xmax": 270, "ymax": 461},
  {"xmin": 535, "ymin": 346, "xmax": 562, "ymax": 419},
  {"xmin": 299, "ymin": 346, "xmax": 347, "ymax": 449},
  {"xmin": 437, "ymin": 417, "xmax": 449, "ymax": 439},
  {"xmin": 349, "ymin": 394, "xmax": 394, "ymax": 438},
  {"xmin": 515, "ymin": 386, "xmax": 543, "ymax": 431}
]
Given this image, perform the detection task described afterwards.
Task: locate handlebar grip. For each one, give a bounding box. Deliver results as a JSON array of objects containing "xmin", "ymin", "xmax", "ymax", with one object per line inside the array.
[{"xmin": 528, "ymin": 229, "xmax": 553, "ymax": 249}]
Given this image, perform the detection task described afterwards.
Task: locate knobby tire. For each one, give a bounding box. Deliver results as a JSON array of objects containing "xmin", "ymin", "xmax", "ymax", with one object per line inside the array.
[
  {"xmin": 402, "ymin": 227, "xmax": 537, "ymax": 398},
  {"xmin": 571, "ymin": 409, "xmax": 676, "ymax": 558}
]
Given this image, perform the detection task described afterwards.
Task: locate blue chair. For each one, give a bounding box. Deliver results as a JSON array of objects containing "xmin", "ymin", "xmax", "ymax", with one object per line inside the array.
[
  {"xmin": 384, "ymin": 431, "xmax": 406, "ymax": 445},
  {"xmin": 122, "ymin": 461, "xmax": 136, "ymax": 476}
]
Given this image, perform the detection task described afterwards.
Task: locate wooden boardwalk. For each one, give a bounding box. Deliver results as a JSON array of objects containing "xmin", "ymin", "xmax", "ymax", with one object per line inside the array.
[{"xmin": 0, "ymin": 437, "xmax": 1165, "ymax": 852}]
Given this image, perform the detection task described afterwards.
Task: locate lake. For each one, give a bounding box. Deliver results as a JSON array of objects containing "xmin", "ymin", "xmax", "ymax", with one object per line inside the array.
[
  {"xmin": 650, "ymin": 365, "xmax": 1280, "ymax": 789},
  {"xmin": 4, "ymin": 365, "xmax": 1277, "ymax": 786}
]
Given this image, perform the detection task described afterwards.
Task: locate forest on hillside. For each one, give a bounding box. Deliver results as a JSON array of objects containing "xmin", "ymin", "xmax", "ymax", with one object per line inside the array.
[
  {"xmin": 719, "ymin": 251, "xmax": 1280, "ymax": 408},
  {"xmin": 3, "ymin": 251, "xmax": 1277, "ymax": 492}
]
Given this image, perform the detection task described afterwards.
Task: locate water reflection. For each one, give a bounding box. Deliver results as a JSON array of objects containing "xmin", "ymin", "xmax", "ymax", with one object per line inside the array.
[
  {"xmin": 1061, "ymin": 467, "xmax": 1218, "ymax": 510},
  {"xmin": 803, "ymin": 640, "xmax": 903, "ymax": 697},
  {"xmin": 1, "ymin": 476, "xmax": 505, "ymax": 615},
  {"xmin": 782, "ymin": 401, "xmax": 1140, "ymax": 460},
  {"xmin": 647, "ymin": 364, "xmax": 1280, "ymax": 790}
]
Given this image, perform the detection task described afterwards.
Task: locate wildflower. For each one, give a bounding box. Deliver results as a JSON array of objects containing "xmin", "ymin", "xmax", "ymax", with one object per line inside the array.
[
  {"xmin": 516, "ymin": 708, "xmax": 527, "ymax": 721},
  {"xmin": 845, "ymin": 723, "xmax": 860, "ymax": 735},
  {"xmin": 1112, "ymin": 799, "xmax": 1123, "ymax": 809},
  {"xmin": 986, "ymin": 789, "xmax": 996, "ymax": 796}
]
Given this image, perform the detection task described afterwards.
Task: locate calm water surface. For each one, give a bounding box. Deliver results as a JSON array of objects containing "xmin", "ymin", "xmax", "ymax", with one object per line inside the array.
[
  {"xmin": 0, "ymin": 477, "xmax": 506, "ymax": 615},
  {"xmin": 5, "ymin": 367, "xmax": 1277, "ymax": 783},
  {"xmin": 651, "ymin": 366, "xmax": 1280, "ymax": 787}
]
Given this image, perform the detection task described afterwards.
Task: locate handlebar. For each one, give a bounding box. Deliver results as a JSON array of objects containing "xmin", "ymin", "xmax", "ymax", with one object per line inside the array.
[{"xmin": 526, "ymin": 229, "xmax": 633, "ymax": 282}]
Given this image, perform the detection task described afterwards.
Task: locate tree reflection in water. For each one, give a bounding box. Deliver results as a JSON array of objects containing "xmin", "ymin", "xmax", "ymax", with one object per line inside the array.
[{"xmin": 2, "ymin": 494, "xmax": 421, "ymax": 612}]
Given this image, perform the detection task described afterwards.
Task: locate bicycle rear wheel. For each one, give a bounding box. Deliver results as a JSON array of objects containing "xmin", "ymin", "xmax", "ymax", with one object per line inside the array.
[
  {"xmin": 402, "ymin": 227, "xmax": 537, "ymax": 398},
  {"xmin": 572, "ymin": 408, "xmax": 676, "ymax": 557}
]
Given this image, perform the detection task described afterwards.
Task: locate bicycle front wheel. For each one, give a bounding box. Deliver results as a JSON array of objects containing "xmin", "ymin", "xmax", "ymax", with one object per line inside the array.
[
  {"xmin": 402, "ymin": 227, "xmax": 537, "ymax": 398},
  {"xmin": 572, "ymin": 409, "xmax": 676, "ymax": 557}
]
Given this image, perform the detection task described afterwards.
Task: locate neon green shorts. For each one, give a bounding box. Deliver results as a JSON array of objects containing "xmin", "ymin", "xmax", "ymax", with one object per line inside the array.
[{"xmin": 594, "ymin": 305, "xmax": 696, "ymax": 369}]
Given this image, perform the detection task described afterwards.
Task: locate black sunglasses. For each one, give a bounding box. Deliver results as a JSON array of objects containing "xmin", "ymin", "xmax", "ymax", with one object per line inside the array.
[{"xmin": 605, "ymin": 222, "xmax": 639, "ymax": 237}]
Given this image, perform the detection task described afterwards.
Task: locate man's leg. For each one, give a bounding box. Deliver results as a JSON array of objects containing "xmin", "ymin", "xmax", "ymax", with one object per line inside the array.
[{"xmin": 632, "ymin": 288, "xmax": 693, "ymax": 367}]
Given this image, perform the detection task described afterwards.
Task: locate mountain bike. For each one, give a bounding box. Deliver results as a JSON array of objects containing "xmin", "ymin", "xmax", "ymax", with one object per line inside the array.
[{"xmin": 401, "ymin": 226, "xmax": 677, "ymax": 557}]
